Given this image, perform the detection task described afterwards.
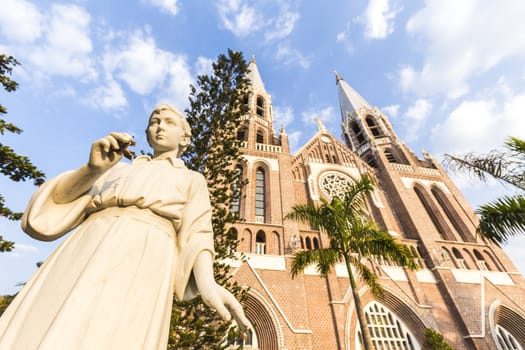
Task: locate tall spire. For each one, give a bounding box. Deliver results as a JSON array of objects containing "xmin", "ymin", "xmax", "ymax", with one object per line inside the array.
[
  {"xmin": 247, "ymin": 55, "xmax": 266, "ymax": 92},
  {"xmin": 335, "ymin": 72, "xmax": 371, "ymax": 120}
]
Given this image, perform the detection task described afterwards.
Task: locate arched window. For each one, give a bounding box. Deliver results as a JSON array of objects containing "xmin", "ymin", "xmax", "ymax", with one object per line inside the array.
[
  {"xmin": 256, "ymin": 96, "xmax": 265, "ymax": 117},
  {"xmin": 494, "ymin": 325, "xmax": 523, "ymax": 350},
  {"xmin": 414, "ymin": 186, "xmax": 454, "ymax": 241},
  {"xmin": 256, "ymin": 231, "xmax": 266, "ymax": 254},
  {"xmin": 366, "ymin": 155, "xmax": 378, "ymax": 168},
  {"xmin": 227, "ymin": 228, "xmax": 238, "ymax": 254},
  {"xmin": 256, "ymin": 129, "xmax": 264, "ymax": 143},
  {"xmin": 351, "ymin": 121, "xmax": 365, "ymax": 144},
  {"xmin": 441, "ymin": 247, "xmax": 452, "ymax": 264},
  {"xmin": 343, "ymin": 133, "xmax": 353, "ymax": 148},
  {"xmin": 237, "ymin": 127, "xmax": 247, "ymax": 142},
  {"xmin": 384, "ymin": 148, "xmax": 397, "ymax": 163},
  {"xmin": 473, "ymin": 249, "xmax": 489, "ymax": 271},
  {"xmin": 490, "ymin": 303, "xmax": 525, "ymax": 350},
  {"xmin": 313, "ymin": 237, "xmax": 320, "ymax": 249},
  {"xmin": 272, "ymin": 231, "xmax": 281, "ymax": 255},
  {"xmin": 255, "ymin": 167, "xmax": 266, "ymax": 222},
  {"xmin": 366, "ymin": 116, "xmax": 382, "ymax": 138},
  {"xmin": 452, "ymin": 248, "xmax": 469, "ymax": 269},
  {"xmin": 230, "ymin": 166, "xmax": 243, "ymax": 215},
  {"xmin": 305, "ymin": 237, "xmax": 312, "ymax": 250},
  {"xmin": 431, "ymin": 186, "xmax": 475, "ymax": 242},
  {"xmin": 243, "ymin": 229, "xmax": 252, "ymax": 253},
  {"xmin": 357, "ymin": 301, "xmax": 421, "ymax": 350},
  {"xmin": 484, "ymin": 250, "xmax": 503, "ymax": 272}
]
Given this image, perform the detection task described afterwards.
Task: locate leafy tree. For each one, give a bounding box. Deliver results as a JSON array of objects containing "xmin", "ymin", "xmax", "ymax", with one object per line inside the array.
[
  {"xmin": 285, "ymin": 175, "xmax": 419, "ymax": 350},
  {"xmin": 444, "ymin": 137, "xmax": 525, "ymax": 243},
  {"xmin": 423, "ymin": 328, "xmax": 455, "ymax": 350},
  {"xmin": 0, "ymin": 294, "xmax": 16, "ymax": 317},
  {"xmin": 0, "ymin": 54, "xmax": 45, "ymax": 252},
  {"xmin": 167, "ymin": 49, "xmax": 250, "ymax": 349}
]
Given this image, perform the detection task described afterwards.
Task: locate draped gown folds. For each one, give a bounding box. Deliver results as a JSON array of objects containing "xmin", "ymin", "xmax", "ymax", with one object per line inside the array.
[{"xmin": 0, "ymin": 155, "xmax": 215, "ymax": 350}]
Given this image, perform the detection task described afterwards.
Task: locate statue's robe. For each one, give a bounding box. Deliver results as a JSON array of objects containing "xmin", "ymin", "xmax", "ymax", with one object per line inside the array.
[{"xmin": 0, "ymin": 156, "xmax": 215, "ymax": 350}]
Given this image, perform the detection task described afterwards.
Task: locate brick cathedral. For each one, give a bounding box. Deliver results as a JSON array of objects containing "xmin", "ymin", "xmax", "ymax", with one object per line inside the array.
[{"xmin": 226, "ymin": 58, "xmax": 525, "ymax": 350}]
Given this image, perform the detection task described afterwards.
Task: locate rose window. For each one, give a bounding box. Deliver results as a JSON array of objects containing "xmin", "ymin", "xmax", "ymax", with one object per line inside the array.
[{"xmin": 319, "ymin": 171, "xmax": 354, "ymax": 200}]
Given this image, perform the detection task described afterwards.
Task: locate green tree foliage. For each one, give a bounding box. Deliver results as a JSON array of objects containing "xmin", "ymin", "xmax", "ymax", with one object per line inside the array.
[
  {"xmin": 167, "ymin": 49, "xmax": 250, "ymax": 349},
  {"xmin": 423, "ymin": 328, "xmax": 455, "ymax": 350},
  {"xmin": 0, "ymin": 294, "xmax": 16, "ymax": 317},
  {"xmin": 444, "ymin": 137, "xmax": 525, "ymax": 243},
  {"xmin": 0, "ymin": 54, "xmax": 45, "ymax": 252},
  {"xmin": 285, "ymin": 175, "xmax": 419, "ymax": 350}
]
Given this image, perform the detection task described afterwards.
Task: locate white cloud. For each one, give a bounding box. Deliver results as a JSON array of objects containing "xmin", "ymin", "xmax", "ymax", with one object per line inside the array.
[
  {"xmin": 217, "ymin": 0, "xmax": 260, "ymax": 37},
  {"xmin": 287, "ymin": 130, "xmax": 302, "ymax": 153},
  {"xmin": 28, "ymin": 4, "xmax": 96, "ymax": 81},
  {"xmin": 301, "ymin": 106, "xmax": 336, "ymax": 126},
  {"xmin": 382, "ymin": 104, "xmax": 400, "ymax": 118},
  {"xmin": 406, "ymin": 99, "xmax": 432, "ymax": 122},
  {"xmin": 0, "ymin": 0, "xmax": 43, "ymax": 43},
  {"xmin": 336, "ymin": 31, "xmax": 346, "ymax": 42},
  {"xmin": 217, "ymin": 0, "xmax": 300, "ymax": 43},
  {"xmin": 104, "ymin": 31, "xmax": 173, "ymax": 94},
  {"xmin": 265, "ymin": 11, "xmax": 300, "ymax": 42},
  {"xmin": 335, "ymin": 21, "xmax": 356, "ymax": 54},
  {"xmin": 195, "ymin": 56, "xmax": 214, "ymax": 77},
  {"xmin": 362, "ymin": 0, "xmax": 400, "ymax": 39},
  {"xmin": 87, "ymin": 79, "xmax": 128, "ymax": 112},
  {"xmin": 273, "ymin": 105, "xmax": 295, "ymax": 127},
  {"xmin": 159, "ymin": 55, "xmax": 193, "ymax": 109},
  {"xmin": 275, "ymin": 44, "xmax": 310, "ymax": 69},
  {"xmin": 431, "ymin": 91, "xmax": 525, "ymax": 156},
  {"xmin": 401, "ymin": 99, "xmax": 432, "ymax": 142},
  {"xmin": 399, "ymin": 0, "xmax": 525, "ymax": 98},
  {"xmin": 10, "ymin": 243, "xmax": 39, "ymax": 257},
  {"xmin": 144, "ymin": 0, "xmax": 179, "ymax": 16},
  {"xmin": 99, "ymin": 29, "xmax": 193, "ymax": 110}
]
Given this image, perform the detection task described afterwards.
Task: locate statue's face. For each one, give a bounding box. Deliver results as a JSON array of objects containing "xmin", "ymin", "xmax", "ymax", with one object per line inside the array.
[{"xmin": 146, "ymin": 109, "xmax": 188, "ymax": 154}]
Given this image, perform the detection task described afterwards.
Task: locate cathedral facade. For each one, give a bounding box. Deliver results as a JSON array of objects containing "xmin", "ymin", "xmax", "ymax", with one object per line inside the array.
[{"xmin": 227, "ymin": 58, "xmax": 525, "ymax": 350}]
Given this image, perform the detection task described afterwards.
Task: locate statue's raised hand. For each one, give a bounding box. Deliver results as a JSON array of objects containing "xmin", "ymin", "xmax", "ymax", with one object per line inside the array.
[{"xmin": 88, "ymin": 132, "xmax": 135, "ymax": 172}]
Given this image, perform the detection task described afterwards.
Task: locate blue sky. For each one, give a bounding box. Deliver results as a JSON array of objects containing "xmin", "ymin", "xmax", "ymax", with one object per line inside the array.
[{"xmin": 1, "ymin": 0, "xmax": 525, "ymax": 294}]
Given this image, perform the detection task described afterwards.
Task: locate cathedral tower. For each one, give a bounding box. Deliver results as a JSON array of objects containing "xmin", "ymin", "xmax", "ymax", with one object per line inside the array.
[{"xmin": 337, "ymin": 73, "xmax": 525, "ymax": 349}]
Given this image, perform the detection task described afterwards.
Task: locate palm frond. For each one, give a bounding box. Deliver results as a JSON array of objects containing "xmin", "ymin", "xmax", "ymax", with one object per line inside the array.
[
  {"xmin": 342, "ymin": 175, "xmax": 375, "ymax": 217},
  {"xmin": 443, "ymin": 152, "xmax": 522, "ymax": 188},
  {"xmin": 506, "ymin": 137, "xmax": 525, "ymax": 158},
  {"xmin": 290, "ymin": 248, "xmax": 340, "ymax": 278},
  {"xmin": 352, "ymin": 259, "xmax": 384, "ymax": 296},
  {"xmin": 444, "ymin": 140, "xmax": 525, "ymax": 191},
  {"xmin": 285, "ymin": 204, "xmax": 324, "ymax": 229},
  {"xmin": 476, "ymin": 194, "xmax": 525, "ymax": 243}
]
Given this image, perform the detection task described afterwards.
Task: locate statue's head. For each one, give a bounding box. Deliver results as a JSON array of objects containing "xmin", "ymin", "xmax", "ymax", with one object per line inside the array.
[{"xmin": 146, "ymin": 103, "xmax": 192, "ymax": 157}]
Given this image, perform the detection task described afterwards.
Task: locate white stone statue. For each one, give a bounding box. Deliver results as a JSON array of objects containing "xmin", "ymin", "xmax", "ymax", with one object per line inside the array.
[{"xmin": 0, "ymin": 104, "xmax": 249, "ymax": 349}]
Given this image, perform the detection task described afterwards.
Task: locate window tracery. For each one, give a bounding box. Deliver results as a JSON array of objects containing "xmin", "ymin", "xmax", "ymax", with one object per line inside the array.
[
  {"xmin": 356, "ymin": 301, "xmax": 420, "ymax": 350},
  {"xmin": 318, "ymin": 171, "xmax": 354, "ymax": 200}
]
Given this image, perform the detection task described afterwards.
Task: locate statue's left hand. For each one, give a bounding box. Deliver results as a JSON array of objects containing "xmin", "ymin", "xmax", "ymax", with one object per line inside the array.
[
  {"xmin": 193, "ymin": 251, "xmax": 250, "ymax": 331},
  {"xmin": 201, "ymin": 284, "xmax": 250, "ymax": 331}
]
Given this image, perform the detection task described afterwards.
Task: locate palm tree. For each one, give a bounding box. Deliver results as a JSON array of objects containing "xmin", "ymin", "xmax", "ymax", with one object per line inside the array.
[
  {"xmin": 285, "ymin": 175, "xmax": 418, "ymax": 350},
  {"xmin": 444, "ymin": 136, "xmax": 525, "ymax": 243}
]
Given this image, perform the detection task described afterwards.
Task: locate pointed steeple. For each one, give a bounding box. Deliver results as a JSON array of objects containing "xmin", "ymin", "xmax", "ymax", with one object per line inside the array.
[
  {"xmin": 335, "ymin": 72, "xmax": 371, "ymax": 120},
  {"xmin": 247, "ymin": 56, "xmax": 266, "ymax": 92}
]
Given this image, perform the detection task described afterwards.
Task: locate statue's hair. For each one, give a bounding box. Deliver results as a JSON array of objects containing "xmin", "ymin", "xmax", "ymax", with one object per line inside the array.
[{"xmin": 147, "ymin": 103, "xmax": 191, "ymax": 156}]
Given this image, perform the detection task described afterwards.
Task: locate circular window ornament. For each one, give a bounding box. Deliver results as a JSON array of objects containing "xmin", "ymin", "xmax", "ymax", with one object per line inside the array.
[
  {"xmin": 319, "ymin": 171, "xmax": 354, "ymax": 200},
  {"xmin": 320, "ymin": 135, "xmax": 331, "ymax": 143}
]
